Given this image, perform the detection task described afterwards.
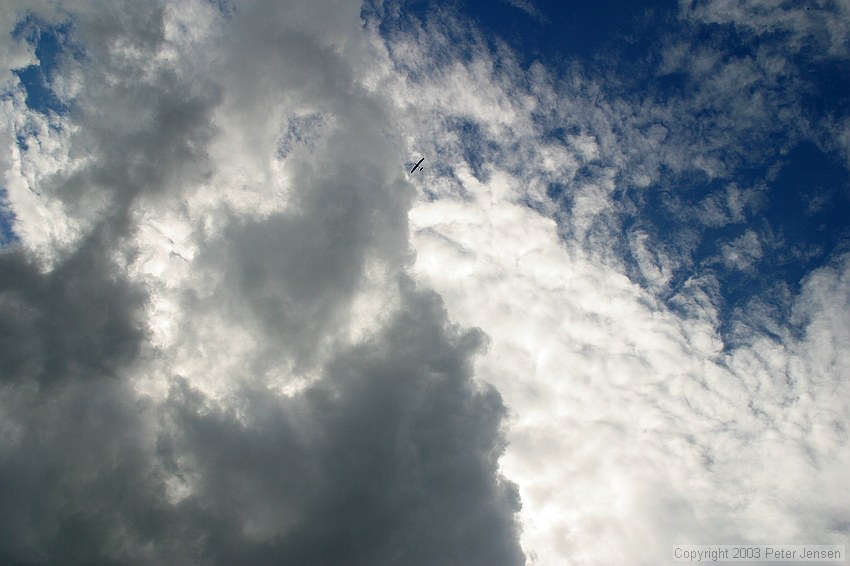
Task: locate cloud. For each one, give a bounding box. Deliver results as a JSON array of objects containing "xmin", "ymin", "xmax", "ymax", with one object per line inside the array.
[
  {"xmin": 2, "ymin": 0, "xmax": 849, "ymax": 564},
  {"xmin": 680, "ymin": 0, "xmax": 850, "ymax": 57},
  {"xmin": 154, "ymin": 285, "xmax": 523, "ymax": 565},
  {"xmin": 408, "ymin": 151, "xmax": 850, "ymax": 565},
  {"xmin": 719, "ymin": 228, "xmax": 764, "ymax": 271},
  {"xmin": 0, "ymin": 280, "xmax": 525, "ymax": 564},
  {"xmin": 386, "ymin": 5, "xmax": 850, "ymax": 563},
  {"xmin": 502, "ymin": 0, "xmax": 548, "ymax": 23},
  {"xmin": 1, "ymin": 1, "xmax": 524, "ymax": 563},
  {"xmin": 0, "ymin": 234, "xmax": 147, "ymax": 386}
]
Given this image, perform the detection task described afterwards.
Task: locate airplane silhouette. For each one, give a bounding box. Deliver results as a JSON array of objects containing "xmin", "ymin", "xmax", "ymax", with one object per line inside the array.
[{"xmin": 410, "ymin": 157, "xmax": 425, "ymax": 173}]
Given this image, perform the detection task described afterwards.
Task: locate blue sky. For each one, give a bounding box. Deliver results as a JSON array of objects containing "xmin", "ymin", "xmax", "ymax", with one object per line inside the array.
[
  {"xmin": 12, "ymin": 16, "xmax": 73, "ymax": 115},
  {"xmin": 384, "ymin": 0, "xmax": 850, "ymax": 343},
  {"xmin": 467, "ymin": 0, "xmax": 679, "ymax": 61},
  {"xmin": 1, "ymin": 1, "xmax": 849, "ymax": 564}
]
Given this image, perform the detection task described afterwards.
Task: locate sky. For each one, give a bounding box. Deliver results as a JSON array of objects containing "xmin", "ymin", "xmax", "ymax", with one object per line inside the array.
[{"xmin": 1, "ymin": 0, "xmax": 849, "ymax": 564}]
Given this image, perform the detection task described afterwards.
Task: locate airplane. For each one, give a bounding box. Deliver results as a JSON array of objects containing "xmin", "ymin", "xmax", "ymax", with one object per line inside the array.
[{"xmin": 410, "ymin": 157, "xmax": 425, "ymax": 173}]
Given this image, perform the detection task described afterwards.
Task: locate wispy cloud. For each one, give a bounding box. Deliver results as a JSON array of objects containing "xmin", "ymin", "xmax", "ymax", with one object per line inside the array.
[
  {"xmin": 503, "ymin": 0, "xmax": 548, "ymax": 24},
  {"xmin": 385, "ymin": 4, "xmax": 850, "ymax": 563}
]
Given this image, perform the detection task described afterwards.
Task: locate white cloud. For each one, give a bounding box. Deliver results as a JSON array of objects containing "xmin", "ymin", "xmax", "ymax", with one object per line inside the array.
[
  {"xmin": 720, "ymin": 229, "xmax": 764, "ymax": 271},
  {"xmin": 681, "ymin": 0, "xmax": 850, "ymax": 57},
  {"xmin": 389, "ymin": 7, "xmax": 849, "ymax": 563},
  {"xmin": 503, "ymin": 0, "xmax": 548, "ymax": 23},
  {"xmin": 409, "ymin": 154, "xmax": 850, "ymax": 565}
]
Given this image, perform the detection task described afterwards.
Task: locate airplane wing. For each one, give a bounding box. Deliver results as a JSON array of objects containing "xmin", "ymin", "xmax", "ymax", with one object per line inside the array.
[{"xmin": 410, "ymin": 157, "xmax": 425, "ymax": 173}]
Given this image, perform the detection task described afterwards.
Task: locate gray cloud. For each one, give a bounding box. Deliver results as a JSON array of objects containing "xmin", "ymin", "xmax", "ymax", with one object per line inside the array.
[
  {"xmin": 0, "ymin": 378, "xmax": 167, "ymax": 564},
  {"xmin": 0, "ymin": 282, "xmax": 523, "ymax": 565},
  {"xmin": 157, "ymin": 286, "xmax": 522, "ymax": 566},
  {"xmin": 0, "ymin": 229, "xmax": 147, "ymax": 386},
  {"xmin": 1, "ymin": 0, "xmax": 524, "ymax": 564}
]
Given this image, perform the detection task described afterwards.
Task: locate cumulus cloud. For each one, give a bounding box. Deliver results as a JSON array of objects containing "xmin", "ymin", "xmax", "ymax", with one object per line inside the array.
[
  {"xmin": 153, "ymin": 288, "xmax": 523, "ymax": 566},
  {"xmin": 1, "ymin": 1, "xmax": 523, "ymax": 563}
]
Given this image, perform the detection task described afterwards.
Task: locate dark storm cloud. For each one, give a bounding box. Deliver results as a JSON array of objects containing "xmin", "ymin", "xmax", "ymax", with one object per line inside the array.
[
  {"xmin": 0, "ymin": 283, "xmax": 523, "ymax": 565},
  {"xmin": 0, "ymin": 230, "xmax": 147, "ymax": 386},
  {"xmin": 0, "ymin": 378, "xmax": 169, "ymax": 565},
  {"xmin": 0, "ymin": 1, "xmax": 526, "ymax": 564},
  {"xmin": 159, "ymin": 286, "xmax": 523, "ymax": 566}
]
